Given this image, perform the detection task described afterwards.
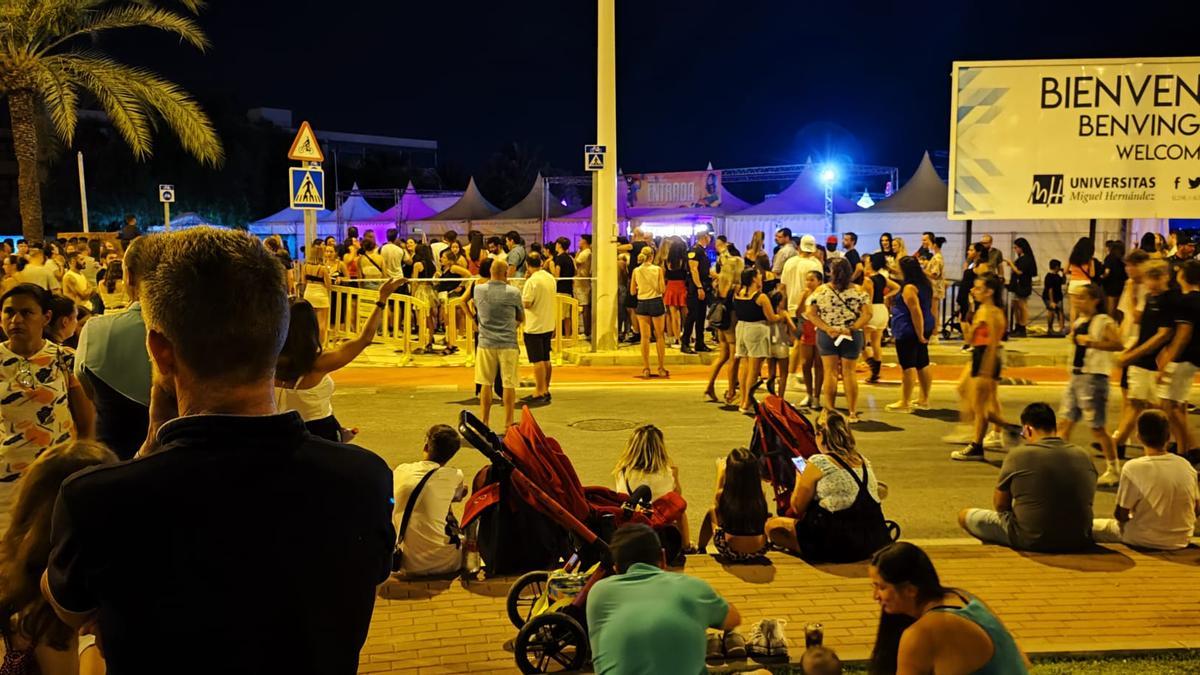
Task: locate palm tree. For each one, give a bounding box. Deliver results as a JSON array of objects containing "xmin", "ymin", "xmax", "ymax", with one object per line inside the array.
[{"xmin": 0, "ymin": 0, "xmax": 224, "ymax": 241}]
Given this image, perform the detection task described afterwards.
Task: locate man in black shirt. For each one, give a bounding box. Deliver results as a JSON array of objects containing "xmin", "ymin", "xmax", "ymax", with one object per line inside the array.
[
  {"xmin": 553, "ymin": 236, "xmax": 576, "ymax": 296},
  {"xmin": 1114, "ymin": 261, "xmax": 1177, "ymax": 456},
  {"xmin": 842, "ymin": 232, "xmax": 863, "ymax": 282},
  {"xmin": 44, "ymin": 229, "xmax": 395, "ymax": 675},
  {"xmin": 681, "ymin": 230, "xmax": 713, "ymax": 354},
  {"xmin": 1155, "ymin": 260, "xmax": 1200, "ymax": 453}
]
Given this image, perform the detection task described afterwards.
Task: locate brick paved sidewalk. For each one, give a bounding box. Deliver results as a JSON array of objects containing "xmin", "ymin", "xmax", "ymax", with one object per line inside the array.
[{"xmin": 362, "ymin": 540, "xmax": 1200, "ymax": 674}]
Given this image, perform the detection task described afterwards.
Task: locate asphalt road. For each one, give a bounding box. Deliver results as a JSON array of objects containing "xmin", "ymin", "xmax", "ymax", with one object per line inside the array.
[{"xmin": 334, "ymin": 373, "xmax": 1151, "ymax": 540}]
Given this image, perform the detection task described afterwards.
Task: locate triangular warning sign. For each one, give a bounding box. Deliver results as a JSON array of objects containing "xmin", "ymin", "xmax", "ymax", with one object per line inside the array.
[
  {"xmin": 288, "ymin": 121, "xmax": 324, "ymax": 162},
  {"xmin": 587, "ymin": 153, "xmax": 604, "ymax": 169}
]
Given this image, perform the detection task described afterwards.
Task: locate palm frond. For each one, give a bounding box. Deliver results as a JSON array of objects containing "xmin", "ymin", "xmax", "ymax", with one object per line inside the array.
[
  {"xmin": 58, "ymin": 53, "xmax": 154, "ymax": 159},
  {"xmin": 59, "ymin": 52, "xmax": 222, "ymax": 166},
  {"xmin": 124, "ymin": 67, "xmax": 223, "ymax": 166},
  {"xmin": 40, "ymin": 5, "xmax": 208, "ymax": 55},
  {"xmin": 31, "ymin": 57, "xmax": 78, "ymax": 143},
  {"xmin": 22, "ymin": 0, "xmax": 95, "ymax": 46}
]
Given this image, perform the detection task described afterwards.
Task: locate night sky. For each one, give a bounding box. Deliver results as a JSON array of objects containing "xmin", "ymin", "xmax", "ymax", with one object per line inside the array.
[{"xmin": 113, "ymin": 1, "xmax": 1199, "ymax": 182}]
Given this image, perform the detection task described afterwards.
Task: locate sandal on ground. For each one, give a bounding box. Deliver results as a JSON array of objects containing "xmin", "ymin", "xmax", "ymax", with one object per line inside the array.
[
  {"xmin": 640, "ymin": 368, "xmax": 652, "ymax": 379},
  {"xmin": 704, "ymin": 387, "xmax": 719, "ymax": 402},
  {"xmin": 723, "ymin": 389, "xmax": 739, "ymax": 405},
  {"xmin": 657, "ymin": 367, "xmax": 670, "ymax": 378}
]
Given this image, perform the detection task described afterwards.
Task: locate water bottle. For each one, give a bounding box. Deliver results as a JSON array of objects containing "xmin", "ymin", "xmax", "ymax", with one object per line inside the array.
[{"xmin": 462, "ymin": 520, "xmax": 481, "ymax": 580}]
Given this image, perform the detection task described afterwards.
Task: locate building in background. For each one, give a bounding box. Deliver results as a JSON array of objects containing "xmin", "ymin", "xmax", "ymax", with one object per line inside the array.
[{"xmin": 248, "ymin": 107, "xmax": 438, "ymax": 169}]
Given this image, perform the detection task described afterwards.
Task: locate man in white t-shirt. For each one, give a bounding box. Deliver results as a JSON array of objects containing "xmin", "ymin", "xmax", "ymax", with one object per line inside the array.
[
  {"xmin": 781, "ymin": 235, "xmax": 823, "ymax": 315},
  {"xmin": 380, "ymin": 228, "xmax": 405, "ymax": 278},
  {"xmin": 392, "ymin": 424, "xmax": 468, "ymax": 577},
  {"xmin": 521, "ymin": 252, "xmax": 557, "ymax": 404},
  {"xmin": 16, "ymin": 243, "xmax": 61, "ymax": 292},
  {"xmin": 1093, "ymin": 410, "xmax": 1199, "ymax": 550}
]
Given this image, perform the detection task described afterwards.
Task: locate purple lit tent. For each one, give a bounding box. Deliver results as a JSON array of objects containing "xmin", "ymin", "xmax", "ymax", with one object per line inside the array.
[
  {"xmin": 628, "ymin": 184, "xmax": 753, "ymax": 236},
  {"xmin": 408, "ymin": 177, "xmax": 500, "ymax": 239},
  {"xmin": 543, "ymin": 179, "xmax": 631, "ymax": 246},
  {"xmin": 248, "ymin": 206, "xmax": 338, "ymax": 256},
  {"xmin": 362, "ymin": 182, "xmax": 439, "ymax": 241}
]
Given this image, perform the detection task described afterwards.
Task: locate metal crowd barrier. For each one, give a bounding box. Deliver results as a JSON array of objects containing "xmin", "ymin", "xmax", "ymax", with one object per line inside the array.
[{"xmin": 320, "ymin": 276, "xmax": 591, "ymax": 366}]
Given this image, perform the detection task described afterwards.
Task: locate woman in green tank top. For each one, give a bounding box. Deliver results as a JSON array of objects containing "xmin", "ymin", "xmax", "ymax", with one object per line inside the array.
[{"xmin": 867, "ymin": 542, "xmax": 1029, "ymax": 675}]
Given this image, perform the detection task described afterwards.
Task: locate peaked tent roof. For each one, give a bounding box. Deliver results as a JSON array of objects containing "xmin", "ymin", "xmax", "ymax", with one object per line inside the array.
[
  {"xmin": 549, "ymin": 179, "xmax": 631, "ymax": 222},
  {"xmin": 417, "ymin": 177, "xmax": 500, "ymax": 221},
  {"xmin": 732, "ymin": 167, "xmax": 859, "ymax": 216},
  {"xmin": 367, "ymin": 182, "xmax": 438, "ymax": 223},
  {"xmin": 487, "ymin": 174, "xmax": 572, "ymax": 220},
  {"xmin": 337, "ymin": 183, "xmax": 383, "ymax": 223},
  {"xmin": 250, "ymin": 206, "xmax": 336, "ymax": 227},
  {"xmin": 868, "ymin": 152, "xmax": 948, "ymax": 213}
]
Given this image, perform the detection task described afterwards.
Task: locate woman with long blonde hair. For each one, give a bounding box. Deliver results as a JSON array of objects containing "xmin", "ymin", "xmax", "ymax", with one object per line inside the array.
[
  {"xmin": 0, "ymin": 440, "xmax": 116, "ymax": 674},
  {"xmin": 744, "ymin": 230, "xmax": 765, "ymax": 268},
  {"xmin": 612, "ymin": 424, "xmax": 691, "ymax": 550}
]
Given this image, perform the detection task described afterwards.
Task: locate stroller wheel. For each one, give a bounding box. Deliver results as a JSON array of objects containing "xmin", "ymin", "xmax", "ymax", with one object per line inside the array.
[
  {"xmin": 507, "ymin": 570, "xmax": 551, "ymax": 629},
  {"xmin": 514, "ymin": 613, "xmax": 588, "ymax": 674}
]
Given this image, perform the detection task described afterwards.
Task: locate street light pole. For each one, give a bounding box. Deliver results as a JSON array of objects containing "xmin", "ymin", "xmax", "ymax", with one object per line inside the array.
[{"xmin": 592, "ymin": 0, "xmax": 618, "ymax": 351}]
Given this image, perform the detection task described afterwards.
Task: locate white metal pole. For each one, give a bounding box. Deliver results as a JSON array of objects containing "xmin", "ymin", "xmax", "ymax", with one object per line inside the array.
[
  {"xmin": 592, "ymin": 0, "xmax": 618, "ymax": 351},
  {"xmin": 76, "ymin": 152, "xmax": 90, "ymax": 233}
]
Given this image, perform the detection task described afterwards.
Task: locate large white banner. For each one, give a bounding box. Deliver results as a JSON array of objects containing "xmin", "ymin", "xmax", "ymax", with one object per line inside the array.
[{"xmin": 950, "ymin": 57, "xmax": 1200, "ymax": 220}]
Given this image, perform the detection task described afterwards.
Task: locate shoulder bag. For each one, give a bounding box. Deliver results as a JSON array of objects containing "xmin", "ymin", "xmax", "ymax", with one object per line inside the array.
[
  {"xmin": 706, "ymin": 293, "xmax": 730, "ymax": 330},
  {"xmin": 391, "ymin": 468, "xmax": 439, "ymax": 573}
]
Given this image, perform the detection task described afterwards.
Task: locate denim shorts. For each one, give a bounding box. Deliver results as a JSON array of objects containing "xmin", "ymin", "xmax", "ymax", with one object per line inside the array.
[
  {"xmin": 1059, "ymin": 372, "xmax": 1110, "ymax": 429},
  {"xmin": 816, "ymin": 329, "xmax": 864, "ymax": 360}
]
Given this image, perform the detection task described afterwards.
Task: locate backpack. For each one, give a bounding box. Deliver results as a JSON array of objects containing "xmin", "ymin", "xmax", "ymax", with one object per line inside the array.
[{"xmin": 706, "ymin": 297, "xmax": 730, "ymax": 330}]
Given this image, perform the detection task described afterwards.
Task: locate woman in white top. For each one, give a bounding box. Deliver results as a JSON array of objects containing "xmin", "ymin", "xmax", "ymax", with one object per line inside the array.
[
  {"xmin": 358, "ymin": 239, "xmax": 385, "ymax": 290},
  {"xmin": 301, "ymin": 242, "xmax": 333, "ymax": 347},
  {"xmin": 629, "ymin": 247, "xmax": 668, "ymax": 378},
  {"xmin": 96, "ymin": 260, "xmax": 127, "ymax": 312},
  {"xmin": 612, "ymin": 424, "xmax": 691, "ymax": 550},
  {"xmin": 276, "ymin": 276, "xmax": 405, "ymax": 442}
]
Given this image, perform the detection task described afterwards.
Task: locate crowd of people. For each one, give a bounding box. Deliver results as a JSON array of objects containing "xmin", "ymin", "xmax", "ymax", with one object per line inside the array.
[{"xmin": 0, "ymin": 220, "xmax": 1197, "ymax": 674}]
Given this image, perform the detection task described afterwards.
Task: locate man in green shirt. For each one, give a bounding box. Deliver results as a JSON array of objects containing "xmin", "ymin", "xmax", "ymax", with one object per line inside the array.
[{"xmin": 586, "ymin": 524, "xmax": 742, "ymax": 675}]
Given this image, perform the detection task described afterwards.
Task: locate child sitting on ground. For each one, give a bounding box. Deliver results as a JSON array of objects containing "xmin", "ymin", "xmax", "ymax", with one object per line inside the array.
[{"xmin": 802, "ymin": 645, "xmax": 843, "ymax": 675}]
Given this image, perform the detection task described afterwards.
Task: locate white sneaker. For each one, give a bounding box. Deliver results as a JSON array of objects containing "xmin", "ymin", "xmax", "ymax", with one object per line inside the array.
[
  {"xmin": 747, "ymin": 618, "xmax": 789, "ymax": 661},
  {"xmin": 911, "ymin": 401, "xmax": 930, "ymax": 410},
  {"xmin": 983, "ymin": 430, "xmax": 1004, "ymax": 449},
  {"xmin": 1097, "ymin": 468, "xmax": 1121, "ymax": 487}
]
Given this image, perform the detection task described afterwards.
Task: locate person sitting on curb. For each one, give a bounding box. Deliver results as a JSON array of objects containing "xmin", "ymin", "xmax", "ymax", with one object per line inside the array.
[
  {"xmin": 392, "ymin": 425, "xmax": 468, "ymax": 577},
  {"xmin": 958, "ymin": 402, "xmax": 1097, "ymax": 552},
  {"xmin": 695, "ymin": 447, "xmax": 770, "ymax": 563},
  {"xmin": 586, "ymin": 523, "xmax": 742, "ymax": 675},
  {"xmin": 1093, "ymin": 409, "xmax": 1199, "ymax": 551}
]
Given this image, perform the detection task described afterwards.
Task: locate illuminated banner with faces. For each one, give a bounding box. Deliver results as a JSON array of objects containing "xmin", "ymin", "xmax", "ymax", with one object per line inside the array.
[{"xmin": 625, "ymin": 170, "xmax": 723, "ymax": 209}]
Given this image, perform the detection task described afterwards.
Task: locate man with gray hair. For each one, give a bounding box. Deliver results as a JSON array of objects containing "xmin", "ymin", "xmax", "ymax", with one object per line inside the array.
[{"xmin": 43, "ymin": 228, "xmax": 395, "ymax": 675}]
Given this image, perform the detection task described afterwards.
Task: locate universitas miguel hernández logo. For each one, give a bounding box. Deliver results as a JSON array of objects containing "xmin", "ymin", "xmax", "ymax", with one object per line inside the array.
[{"xmin": 1028, "ymin": 174, "xmax": 1065, "ymax": 205}]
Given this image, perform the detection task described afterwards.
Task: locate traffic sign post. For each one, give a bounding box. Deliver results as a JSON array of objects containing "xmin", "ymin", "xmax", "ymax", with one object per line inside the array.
[
  {"xmin": 159, "ymin": 184, "xmax": 175, "ymax": 230},
  {"xmin": 584, "ymin": 144, "xmax": 606, "ymax": 172},
  {"xmin": 288, "ymin": 122, "xmax": 325, "ymax": 262}
]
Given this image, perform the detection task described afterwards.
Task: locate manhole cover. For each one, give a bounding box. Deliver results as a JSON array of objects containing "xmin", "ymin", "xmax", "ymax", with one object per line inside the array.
[{"xmin": 569, "ymin": 418, "xmax": 639, "ymax": 432}]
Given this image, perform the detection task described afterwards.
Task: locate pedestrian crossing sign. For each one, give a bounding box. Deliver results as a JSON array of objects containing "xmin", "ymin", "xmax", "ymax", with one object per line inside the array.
[
  {"xmin": 289, "ymin": 167, "xmax": 325, "ymax": 209},
  {"xmin": 584, "ymin": 144, "xmax": 606, "ymax": 172}
]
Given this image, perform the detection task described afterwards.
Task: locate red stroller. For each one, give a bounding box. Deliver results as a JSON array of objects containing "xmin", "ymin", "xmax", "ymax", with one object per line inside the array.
[
  {"xmin": 458, "ymin": 409, "xmax": 685, "ymax": 673},
  {"xmin": 749, "ymin": 394, "xmax": 820, "ymax": 515}
]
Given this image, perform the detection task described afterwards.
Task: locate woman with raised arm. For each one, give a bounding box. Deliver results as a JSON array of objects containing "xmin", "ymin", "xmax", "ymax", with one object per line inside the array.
[{"xmin": 276, "ymin": 276, "xmax": 406, "ymax": 442}]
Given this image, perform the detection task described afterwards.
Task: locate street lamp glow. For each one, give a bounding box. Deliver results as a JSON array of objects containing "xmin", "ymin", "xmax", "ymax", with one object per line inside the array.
[{"xmin": 819, "ymin": 166, "xmax": 837, "ymax": 185}]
